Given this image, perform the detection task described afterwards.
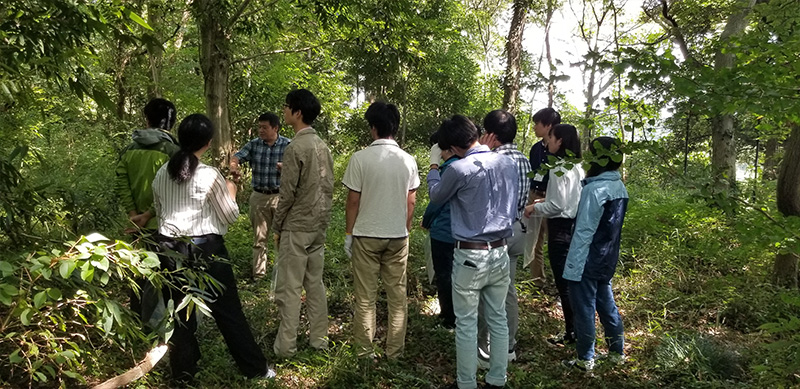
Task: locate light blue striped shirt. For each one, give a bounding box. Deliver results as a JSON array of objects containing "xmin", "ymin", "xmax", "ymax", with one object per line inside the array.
[{"xmin": 426, "ymin": 144, "xmax": 518, "ymax": 242}]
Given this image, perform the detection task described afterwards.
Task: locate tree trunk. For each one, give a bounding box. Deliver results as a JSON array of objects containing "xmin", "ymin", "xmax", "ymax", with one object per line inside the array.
[
  {"xmin": 146, "ymin": 0, "xmax": 164, "ymax": 99},
  {"xmin": 502, "ymin": 0, "xmax": 530, "ymax": 114},
  {"xmin": 582, "ymin": 56, "xmax": 599, "ymax": 150},
  {"xmin": 195, "ymin": 0, "xmax": 234, "ymax": 163},
  {"xmin": 775, "ymin": 122, "xmax": 800, "ymax": 288},
  {"xmin": 710, "ymin": 0, "xmax": 758, "ymax": 189},
  {"xmin": 711, "ymin": 114, "xmax": 737, "ymax": 185},
  {"xmin": 544, "ymin": 0, "xmax": 555, "ymax": 108},
  {"xmin": 114, "ymin": 41, "xmax": 130, "ymax": 120},
  {"xmin": 763, "ymin": 137, "xmax": 779, "ymax": 181}
]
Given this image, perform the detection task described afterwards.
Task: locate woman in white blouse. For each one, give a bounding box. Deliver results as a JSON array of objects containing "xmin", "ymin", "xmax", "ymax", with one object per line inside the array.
[
  {"xmin": 524, "ymin": 124, "xmax": 584, "ymax": 346},
  {"xmin": 152, "ymin": 114, "xmax": 273, "ymax": 384}
]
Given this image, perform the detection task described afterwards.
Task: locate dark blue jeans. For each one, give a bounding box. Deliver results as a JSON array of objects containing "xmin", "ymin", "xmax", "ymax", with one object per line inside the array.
[
  {"xmin": 430, "ymin": 238, "xmax": 455, "ymax": 326},
  {"xmin": 568, "ymin": 278, "xmax": 625, "ymax": 361},
  {"xmin": 548, "ymin": 217, "xmax": 576, "ymax": 340}
]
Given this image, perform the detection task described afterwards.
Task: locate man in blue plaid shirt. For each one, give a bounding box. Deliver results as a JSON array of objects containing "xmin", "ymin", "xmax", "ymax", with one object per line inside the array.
[
  {"xmin": 476, "ymin": 109, "xmax": 531, "ymax": 367},
  {"xmin": 230, "ymin": 112, "xmax": 291, "ymax": 279}
]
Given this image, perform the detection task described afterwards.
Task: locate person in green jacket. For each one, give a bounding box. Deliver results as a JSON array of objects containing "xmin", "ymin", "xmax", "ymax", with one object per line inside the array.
[
  {"xmin": 115, "ymin": 98, "xmax": 178, "ymax": 322},
  {"xmin": 115, "ymin": 98, "xmax": 179, "ymax": 232}
]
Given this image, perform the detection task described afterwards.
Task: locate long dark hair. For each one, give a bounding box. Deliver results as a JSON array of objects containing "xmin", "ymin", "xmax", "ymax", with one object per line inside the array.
[
  {"xmin": 586, "ymin": 136, "xmax": 623, "ymax": 178},
  {"xmin": 550, "ymin": 124, "xmax": 582, "ymax": 158},
  {"xmin": 167, "ymin": 114, "xmax": 214, "ymax": 183}
]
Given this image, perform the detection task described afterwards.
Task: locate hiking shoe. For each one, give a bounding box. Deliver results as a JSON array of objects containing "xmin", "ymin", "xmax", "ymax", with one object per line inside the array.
[
  {"xmin": 547, "ymin": 332, "xmax": 576, "ymax": 347},
  {"xmin": 562, "ymin": 358, "xmax": 594, "ymax": 373},
  {"xmin": 597, "ymin": 351, "xmax": 626, "ymax": 365}
]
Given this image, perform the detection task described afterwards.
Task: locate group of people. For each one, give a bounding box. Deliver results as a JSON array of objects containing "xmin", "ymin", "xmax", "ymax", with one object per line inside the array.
[{"xmin": 115, "ymin": 88, "xmax": 629, "ymax": 389}]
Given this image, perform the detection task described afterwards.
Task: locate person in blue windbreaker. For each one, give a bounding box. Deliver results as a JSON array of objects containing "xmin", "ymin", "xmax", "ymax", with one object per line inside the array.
[{"xmin": 561, "ymin": 136, "xmax": 629, "ymax": 373}]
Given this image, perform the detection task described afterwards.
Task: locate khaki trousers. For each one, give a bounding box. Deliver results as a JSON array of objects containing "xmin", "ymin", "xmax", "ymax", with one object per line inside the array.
[
  {"xmin": 272, "ymin": 230, "xmax": 329, "ymax": 358},
  {"xmin": 351, "ymin": 236, "xmax": 409, "ymax": 358},
  {"xmin": 524, "ymin": 191, "xmax": 548, "ymax": 287},
  {"xmin": 249, "ymin": 191, "xmax": 280, "ymax": 278}
]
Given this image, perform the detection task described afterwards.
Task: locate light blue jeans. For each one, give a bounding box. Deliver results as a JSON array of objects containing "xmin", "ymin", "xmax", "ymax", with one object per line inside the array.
[{"xmin": 452, "ymin": 246, "xmax": 510, "ymax": 389}]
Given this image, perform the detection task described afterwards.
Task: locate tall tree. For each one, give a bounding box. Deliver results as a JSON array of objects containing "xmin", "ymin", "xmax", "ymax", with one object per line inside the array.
[
  {"xmin": 502, "ymin": 0, "xmax": 531, "ymax": 114},
  {"xmin": 193, "ymin": 0, "xmax": 237, "ymax": 162}
]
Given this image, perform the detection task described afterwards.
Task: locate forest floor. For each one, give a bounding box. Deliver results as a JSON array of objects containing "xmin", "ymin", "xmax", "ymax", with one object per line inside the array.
[{"xmin": 126, "ymin": 183, "xmax": 789, "ymax": 389}]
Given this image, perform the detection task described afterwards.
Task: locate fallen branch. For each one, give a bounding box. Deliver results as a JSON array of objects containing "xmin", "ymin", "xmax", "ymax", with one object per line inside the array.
[{"xmin": 92, "ymin": 344, "xmax": 168, "ymax": 389}]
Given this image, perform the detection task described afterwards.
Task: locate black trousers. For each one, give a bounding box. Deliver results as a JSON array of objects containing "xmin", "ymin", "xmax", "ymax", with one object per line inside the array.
[
  {"xmin": 430, "ymin": 238, "xmax": 456, "ymax": 326},
  {"xmin": 156, "ymin": 234, "xmax": 267, "ymax": 383},
  {"xmin": 548, "ymin": 217, "xmax": 576, "ymax": 340}
]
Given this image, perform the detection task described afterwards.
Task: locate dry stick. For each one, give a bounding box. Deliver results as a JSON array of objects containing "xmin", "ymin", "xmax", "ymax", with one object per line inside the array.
[{"xmin": 92, "ymin": 344, "xmax": 168, "ymax": 389}]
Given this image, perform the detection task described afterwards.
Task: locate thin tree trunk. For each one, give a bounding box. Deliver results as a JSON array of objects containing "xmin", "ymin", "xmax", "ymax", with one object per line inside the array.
[
  {"xmin": 114, "ymin": 41, "xmax": 130, "ymax": 120},
  {"xmin": 763, "ymin": 137, "xmax": 779, "ymax": 181},
  {"xmin": 775, "ymin": 122, "xmax": 800, "ymax": 288},
  {"xmin": 146, "ymin": 0, "xmax": 164, "ymax": 99},
  {"xmin": 502, "ymin": 0, "xmax": 530, "ymax": 114},
  {"xmin": 544, "ymin": 0, "xmax": 555, "ymax": 108}
]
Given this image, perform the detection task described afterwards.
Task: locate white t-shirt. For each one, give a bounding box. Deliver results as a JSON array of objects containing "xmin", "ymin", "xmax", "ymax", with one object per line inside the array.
[
  {"xmin": 533, "ymin": 162, "xmax": 584, "ymax": 219},
  {"xmin": 153, "ymin": 162, "xmax": 239, "ymax": 237},
  {"xmin": 342, "ymin": 139, "xmax": 420, "ymax": 238}
]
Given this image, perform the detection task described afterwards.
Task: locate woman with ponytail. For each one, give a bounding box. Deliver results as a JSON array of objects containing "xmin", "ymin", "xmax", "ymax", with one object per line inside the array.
[
  {"xmin": 152, "ymin": 114, "xmax": 274, "ymax": 384},
  {"xmin": 524, "ymin": 124, "xmax": 585, "ymax": 347}
]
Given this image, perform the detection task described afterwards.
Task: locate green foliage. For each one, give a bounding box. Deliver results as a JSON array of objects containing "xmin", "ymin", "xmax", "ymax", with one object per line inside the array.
[{"xmin": 0, "ymin": 234, "xmax": 160, "ymax": 387}]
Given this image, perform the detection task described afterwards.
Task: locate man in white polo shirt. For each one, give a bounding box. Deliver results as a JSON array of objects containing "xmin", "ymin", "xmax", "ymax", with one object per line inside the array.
[{"xmin": 342, "ymin": 101, "xmax": 419, "ymax": 359}]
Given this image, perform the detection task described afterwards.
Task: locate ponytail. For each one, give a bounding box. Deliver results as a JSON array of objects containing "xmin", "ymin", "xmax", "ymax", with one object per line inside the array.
[
  {"xmin": 167, "ymin": 114, "xmax": 214, "ymax": 183},
  {"xmin": 167, "ymin": 149, "xmax": 199, "ymax": 183}
]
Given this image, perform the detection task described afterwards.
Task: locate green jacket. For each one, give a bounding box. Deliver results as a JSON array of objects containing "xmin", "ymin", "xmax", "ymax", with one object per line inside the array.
[{"xmin": 115, "ymin": 128, "xmax": 179, "ymax": 230}]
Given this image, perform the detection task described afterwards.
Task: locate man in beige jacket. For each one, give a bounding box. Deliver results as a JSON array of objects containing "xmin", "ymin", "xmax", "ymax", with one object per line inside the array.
[{"xmin": 271, "ymin": 89, "xmax": 334, "ymax": 358}]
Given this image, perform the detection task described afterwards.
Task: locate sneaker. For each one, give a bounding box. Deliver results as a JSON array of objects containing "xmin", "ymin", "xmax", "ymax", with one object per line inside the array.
[
  {"xmin": 597, "ymin": 351, "xmax": 626, "ymax": 365},
  {"xmin": 547, "ymin": 332, "xmax": 576, "ymax": 347},
  {"xmin": 562, "ymin": 358, "xmax": 594, "ymax": 373},
  {"xmin": 477, "ymin": 347, "xmax": 517, "ymax": 370},
  {"xmin": 261, "ymin": 367, "xmax": 277, "ymax": 379}
]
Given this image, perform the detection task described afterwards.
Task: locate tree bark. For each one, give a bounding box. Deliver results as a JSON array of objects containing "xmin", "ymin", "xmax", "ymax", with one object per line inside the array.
[
  {"xmin": 502, "ymin": 0, "xmax": 530, "ymax": 114},
  {"xmin": 763, "ymin": 137, "xmax": 779, "ymax": 181},
  {"xmin": 195, "ymin": 0, "xmax": 234, "ymax": 163},
  {"xmin": 775, "ymin": 122, "xmax": 800, "ymax": 288},
  {"xmin": 710, "ymin": 0, "xmax": 758, "ymax": 189}
]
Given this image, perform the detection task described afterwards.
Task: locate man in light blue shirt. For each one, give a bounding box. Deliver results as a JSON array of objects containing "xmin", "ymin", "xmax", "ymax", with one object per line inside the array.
[{"xmin": 427, "ymin": 115, "xmax": 518, "ymax": 389}]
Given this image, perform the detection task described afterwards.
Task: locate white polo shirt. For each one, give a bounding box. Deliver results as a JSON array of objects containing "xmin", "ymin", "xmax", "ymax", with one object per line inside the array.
[{"xmin": 342, "ymin": 139, "xmax": 420, "ymax": 238}]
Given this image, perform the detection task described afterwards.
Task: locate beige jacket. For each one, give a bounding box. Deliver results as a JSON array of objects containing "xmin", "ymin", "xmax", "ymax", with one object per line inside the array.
[{"xmin": 272, "ymin": 127, "xmax": 334, "ymax": 233}]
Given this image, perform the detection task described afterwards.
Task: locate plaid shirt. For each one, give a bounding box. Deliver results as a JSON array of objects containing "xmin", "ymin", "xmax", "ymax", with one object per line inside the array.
[
  {"xmin": 234, "ymin": 135, "xmax": 291, "ymax": 190},
  {"xmin": 495, "ymin": 143, "xmax": 531, "ymax": 220}
]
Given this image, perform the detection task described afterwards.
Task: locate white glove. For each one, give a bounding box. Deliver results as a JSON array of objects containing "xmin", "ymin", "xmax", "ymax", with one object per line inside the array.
[
  {"xmin": 429, "ymin": 144, "xmax": 442, "ymax": 167},
  {"xmin": 344, "ymin": 234, "xmax": 353, "ymax": 258}
]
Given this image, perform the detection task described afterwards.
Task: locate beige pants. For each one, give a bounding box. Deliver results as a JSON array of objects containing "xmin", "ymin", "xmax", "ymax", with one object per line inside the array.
[
  {"xmin": 249, "ymin": 191, "xmax": 280, "ymax": 278},
  {"xmin": 524, "ymin": 191, "xmax": 548, "ymax": 287},
  {"xmin": 272, "ymin": 230, "xmax": 329, "ymax": 358},
  {"xmin": 351, "ymin": 236, "xmax": 409, "ymax": 358}
]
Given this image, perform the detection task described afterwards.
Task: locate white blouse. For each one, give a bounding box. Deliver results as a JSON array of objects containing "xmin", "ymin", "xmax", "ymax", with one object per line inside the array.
[
  {"xmin": 533, "ymin": 162, "xmax": 584, "ymax": 219},
  {"xmin": 153, "ymin": 163, "xmax": 239, "ymax": 237}
]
